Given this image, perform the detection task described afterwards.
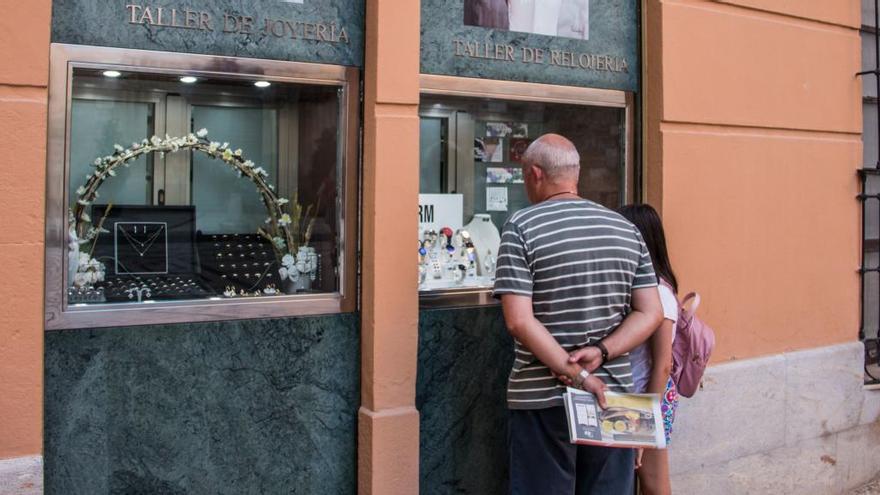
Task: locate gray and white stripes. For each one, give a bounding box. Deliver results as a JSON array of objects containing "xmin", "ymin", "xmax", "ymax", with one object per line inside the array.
[{"xmin": 493, "ymin": 199, "xmax": 657, "ymax": 410}]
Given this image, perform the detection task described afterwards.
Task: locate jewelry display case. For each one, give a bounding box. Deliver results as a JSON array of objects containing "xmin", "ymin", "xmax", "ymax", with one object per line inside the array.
[
  {"xmin": 417, "ymin": 75, "xmax": 635, "ymax": 308},
  {"xmin": 45, "ymin": 45, "xmax": 358, "ymax": 329}
]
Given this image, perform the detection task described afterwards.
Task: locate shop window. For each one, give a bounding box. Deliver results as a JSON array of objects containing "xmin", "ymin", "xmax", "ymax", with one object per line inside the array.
[
  {"xmin": 417, "ymin": 81, "xmax": 633, "ymax": 305},
  {"xmin": 860, "ymin": 6, "xmax": 880, "ymax": 384},
  {"xmin": 46, "ymin": 46, "xmax": 358, "ymax": 329}
]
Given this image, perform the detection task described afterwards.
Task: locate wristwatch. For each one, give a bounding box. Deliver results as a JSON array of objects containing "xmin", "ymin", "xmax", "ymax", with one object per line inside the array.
[
  {"xmin": 573, "ymin": 368, "xmax": 590, "ymax": 389},
  {"xmin": 593, "ymin": 341, "xmax": 610, "ymax": 366}
]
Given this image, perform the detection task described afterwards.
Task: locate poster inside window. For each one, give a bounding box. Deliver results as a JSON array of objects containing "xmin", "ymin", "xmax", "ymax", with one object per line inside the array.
[
  {"xmin": 418, "ymin": 94, "xmax": 629, "ymax": 295},
  {"xmin": 65, "ymin": 67, "xmax": 345, "ymax": 306}
]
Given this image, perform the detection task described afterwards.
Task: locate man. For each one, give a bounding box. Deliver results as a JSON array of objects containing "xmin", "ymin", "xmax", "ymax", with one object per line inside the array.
[
  {"xmin": 493, "ymin": 134, "xmax": 663, "ymax": 494},
  {"xmin": 463, "ymin": 0, "xmax": 510, "ymax": 30}
]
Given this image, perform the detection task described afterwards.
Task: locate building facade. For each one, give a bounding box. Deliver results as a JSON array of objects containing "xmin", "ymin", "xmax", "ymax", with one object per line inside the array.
[{"xmin": 0, "ymin": 1, "xmax": 876, "ymax": 494}]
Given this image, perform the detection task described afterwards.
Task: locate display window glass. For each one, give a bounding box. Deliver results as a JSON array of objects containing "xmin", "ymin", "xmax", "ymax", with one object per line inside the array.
[
  {"xmin": 418, "ymin": 89, "xmax": 633, "ymax": 300},
  {"xmin": 46, "ymin": 46, "xmax": 358, "ymax": 328}
]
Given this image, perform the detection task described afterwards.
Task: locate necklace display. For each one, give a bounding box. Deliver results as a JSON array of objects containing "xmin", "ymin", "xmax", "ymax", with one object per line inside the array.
[{"xmin": 117, "ymin": 224, "xmax": 166, "ymax": 257}]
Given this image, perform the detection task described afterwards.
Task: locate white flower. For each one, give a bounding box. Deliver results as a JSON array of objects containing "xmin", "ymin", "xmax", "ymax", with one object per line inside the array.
[
  {"xmin": 234, "ymin": 149, "xmax": 242, "ymax": 156},
  {"xmin": 278, "ymin": 266, "xmax": 289, "ymax": 281},
  {"xmin": 107, "ymin": 169, "xmax": 116, "ymax": 177},
  {"xmin": 76, "ymin": 186, "xmax": 86, "ymax": 196},
  {"xmin": 273, "ymin": 237, "xmax": 286, "ymax": 250},
  {"xmin": 150, "ymin": 136, "xmax": 161, "ymax": 146},
  {"xmin": 197, "ymin": 128, "xmax": 208, "ymax": 138},
  {"xmin": 73, "ymin": 272, "xmax": 88, "ymax": 287},
  {"xmin": 208, "ymin": 142, "xmax": 219, "ymax": 153},
  {"xmin": 77, "ymin": 199, "xmax": 90, "ymax": 206},
  {"xmin": 79, "ymin": 252, "xmax": 91, "ymax": 266},
  {"xmin": 131, "ymin": 142, "xmax": 141, "ymax": 149},
  {"xmin": 281, "ymin": 254, "xmax": 295, "ymax": 267},
  {"xmin": 93, "ymin": 158, "xmax": 102, "ymax": 166},
  {"xmin": 265, "ymin": 217, "xmax": 272, "ymax": 224},
  {"xmin": 279, "ymin": 213, "xmax": 292, "ymax": 226},
  {"xmin": 80, "ymin": 212, "xmax": 91, "ymax": 222},
  {"xmin": 221, "ymin": 142, "xmax": 229, "ymax": 150},
  {"xmin": 254, "ymin": 167, "xmax": 268, "ymax": 177},
  {"xmin": 276, "ymin": 198, "xmax": 289, "ymax": 206},
  {"xmin": 114, "ymin": 144, "xmax": 124, "ymax": 153},
  {"xmin": 243, "ymin": 160, "xmax": 254, "ymax": 168}
]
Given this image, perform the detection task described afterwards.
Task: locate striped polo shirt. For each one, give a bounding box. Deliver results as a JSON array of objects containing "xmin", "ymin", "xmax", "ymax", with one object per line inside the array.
[{"xmin": 492, "ymin": 199, "xmax": 658, "ymax": 410}]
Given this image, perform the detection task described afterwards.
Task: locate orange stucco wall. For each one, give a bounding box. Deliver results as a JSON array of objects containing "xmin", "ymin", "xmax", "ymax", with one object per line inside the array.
[
  {"xmin": 0, "ymin": 2, "xmax": 51, "ymax": 459},
  {"xmin": 646, "ymin": 0, "xmax": 862, "ymax": 361}
]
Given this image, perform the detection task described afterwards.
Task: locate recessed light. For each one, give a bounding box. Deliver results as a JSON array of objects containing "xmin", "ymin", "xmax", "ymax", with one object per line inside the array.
[
  {"xmin": 254, "ymin": 81, "xmax": 271, "ymax": 88},
  {"xmin": 103, "ymin": 70, "xmax": 122, "ymax": 78},
  {"xmin": 180, "ymin": 76, "xmax": 198, "ymax": 84}
]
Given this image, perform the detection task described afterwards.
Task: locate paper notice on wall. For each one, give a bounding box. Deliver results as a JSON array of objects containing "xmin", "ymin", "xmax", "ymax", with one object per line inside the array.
[{"xmin": 486, "ymin": 187, "xmax": 508, "ymax": 212}]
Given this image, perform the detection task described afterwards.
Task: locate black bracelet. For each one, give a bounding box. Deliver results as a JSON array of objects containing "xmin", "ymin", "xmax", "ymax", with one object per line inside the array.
[{"xmin": 594, "ymin": 341, "xmax": 609, "ymax": 366}]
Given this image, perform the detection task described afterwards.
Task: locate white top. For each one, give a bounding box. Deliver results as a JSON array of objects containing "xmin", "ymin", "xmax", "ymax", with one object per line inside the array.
[
  {"xmin": 631, "ymin": 284, "xmax": 678, "ymax": 393},
  {"xmin": 508, "ymin": 0, "xmax": 562, "ymax": 36}
]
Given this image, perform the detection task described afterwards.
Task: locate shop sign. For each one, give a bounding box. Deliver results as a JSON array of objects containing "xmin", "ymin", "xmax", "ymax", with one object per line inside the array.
[
  {"xmin": 422, "ymin": 0, "xmax": 638, "ymax": 91},
  {"xmin": 51, "ymin": 0, "xmax": 365, "ymax": 67},
  {"xmin": 419, "ymin": 194, "xmax": 464, "ymax": 233}
]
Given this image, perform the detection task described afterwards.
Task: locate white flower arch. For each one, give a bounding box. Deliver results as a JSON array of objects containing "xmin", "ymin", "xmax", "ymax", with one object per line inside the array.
[{"xmin": 71, "ymin": 129, "xmax": 312, "ymax": 261}]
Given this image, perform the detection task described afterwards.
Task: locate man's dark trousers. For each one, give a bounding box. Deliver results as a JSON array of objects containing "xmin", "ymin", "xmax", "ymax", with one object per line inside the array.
[{"xmin": 509, "ymin": 407, "xmax": 635, "ymax": 494}]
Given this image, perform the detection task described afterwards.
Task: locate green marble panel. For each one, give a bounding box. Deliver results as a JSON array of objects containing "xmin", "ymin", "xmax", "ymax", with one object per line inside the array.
[
  {"xmin": 44, "ymin": 314, "xmax": 359, "ymax": 494},
  {"xmin": 421, "ymin": 0, "xmax": 639, "ymax": 91},
  {"xmin": 52, "ymin": 0, "xmax": 364, "ymax": 67},
  {"xmin": 417, "ymin": 306, "xmax": 514, "ymax": 495}
]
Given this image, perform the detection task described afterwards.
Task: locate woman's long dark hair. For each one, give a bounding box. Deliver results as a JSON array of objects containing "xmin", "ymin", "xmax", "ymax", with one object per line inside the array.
[{"xmin": 618, "ymin": 204, "xmax": 678, "ymax": 294}]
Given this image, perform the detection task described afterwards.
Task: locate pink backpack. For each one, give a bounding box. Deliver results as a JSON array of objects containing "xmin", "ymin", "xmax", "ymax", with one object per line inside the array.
[{"xmin": 662, "ymin": 281, "xmax": 716, "ymax": 398}]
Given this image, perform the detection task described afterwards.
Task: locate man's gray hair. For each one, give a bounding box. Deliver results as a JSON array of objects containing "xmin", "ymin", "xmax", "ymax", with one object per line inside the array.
[{"xmin": 521, "ymin": 134, "xmax": 581, "ymax": 182}]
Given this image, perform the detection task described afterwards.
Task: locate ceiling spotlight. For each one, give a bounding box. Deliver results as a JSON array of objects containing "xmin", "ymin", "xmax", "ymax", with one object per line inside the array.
[
  {"xmin": 180, "ymin": 76, "xmax": 198, "ymax": 84},
  {"xmin": 254, "ymin": 81, "xmax": 271, "ymax": 88},
  {"xmin": 102, "ymin": 70, "xmax": 122, "ymax": 78}
]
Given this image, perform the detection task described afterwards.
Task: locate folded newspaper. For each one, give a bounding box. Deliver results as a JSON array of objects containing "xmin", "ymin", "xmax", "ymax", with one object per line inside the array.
[{"xmin": 563, "ymin": 387, "xmax": 667, "ymax": 449}]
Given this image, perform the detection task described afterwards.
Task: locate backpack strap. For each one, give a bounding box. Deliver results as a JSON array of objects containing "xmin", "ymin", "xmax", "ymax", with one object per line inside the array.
[{"xmin": 680, "ymin": 292, "xmax": 701, "ymax": 315}]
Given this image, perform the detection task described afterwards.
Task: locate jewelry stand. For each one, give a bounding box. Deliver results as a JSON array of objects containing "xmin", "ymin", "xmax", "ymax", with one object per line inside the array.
[{"xmin": 462, "ymin": 213, "xmax": 501, "ymax": 275}]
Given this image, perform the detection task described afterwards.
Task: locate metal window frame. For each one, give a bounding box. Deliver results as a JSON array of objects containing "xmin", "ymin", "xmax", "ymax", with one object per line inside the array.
[
  {"xmin": 417, "ymin": 75, "xmax": 635, "ymax": 309},
  {"xmin": 45, "ymin": 44, "xmax": 359, "ymax": 330},
  {"xmin": 857, "ymin": 3, "xmax": 880, "ymax": 384}
]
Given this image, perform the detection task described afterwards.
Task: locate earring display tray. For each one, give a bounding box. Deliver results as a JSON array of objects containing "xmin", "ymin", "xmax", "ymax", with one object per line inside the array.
[{"xmin": 197, "ymin": 233, "xmax": 279, "ymax": 294}]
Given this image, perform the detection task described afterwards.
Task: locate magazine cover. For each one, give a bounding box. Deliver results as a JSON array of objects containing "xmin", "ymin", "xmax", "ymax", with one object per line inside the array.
[{"xmin": 563, "ymin": 387, "xmax": 667, "ymax": 449}]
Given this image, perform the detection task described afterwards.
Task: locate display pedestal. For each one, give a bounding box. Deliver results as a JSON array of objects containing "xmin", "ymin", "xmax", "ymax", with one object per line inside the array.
[{"xmin": 463, "ymin": 213, "xmax": 501, "ymax": 275}]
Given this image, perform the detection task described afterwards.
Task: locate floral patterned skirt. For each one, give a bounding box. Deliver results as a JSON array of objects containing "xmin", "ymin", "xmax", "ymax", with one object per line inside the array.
[{"xmin": 661, "ymin": 377, "xmax": 679, "ymax": 444}]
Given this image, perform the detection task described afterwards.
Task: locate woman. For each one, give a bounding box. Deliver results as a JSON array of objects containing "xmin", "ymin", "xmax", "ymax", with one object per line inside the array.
[{"xmin": 619, "ymin": 204, "xmax": 679, "ymax": 495}]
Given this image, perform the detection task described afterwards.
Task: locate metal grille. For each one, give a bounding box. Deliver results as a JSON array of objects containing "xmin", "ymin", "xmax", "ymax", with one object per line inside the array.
[{"xmin": 858, "ymin": 0, "xmax": 880, "ymax": 385}]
